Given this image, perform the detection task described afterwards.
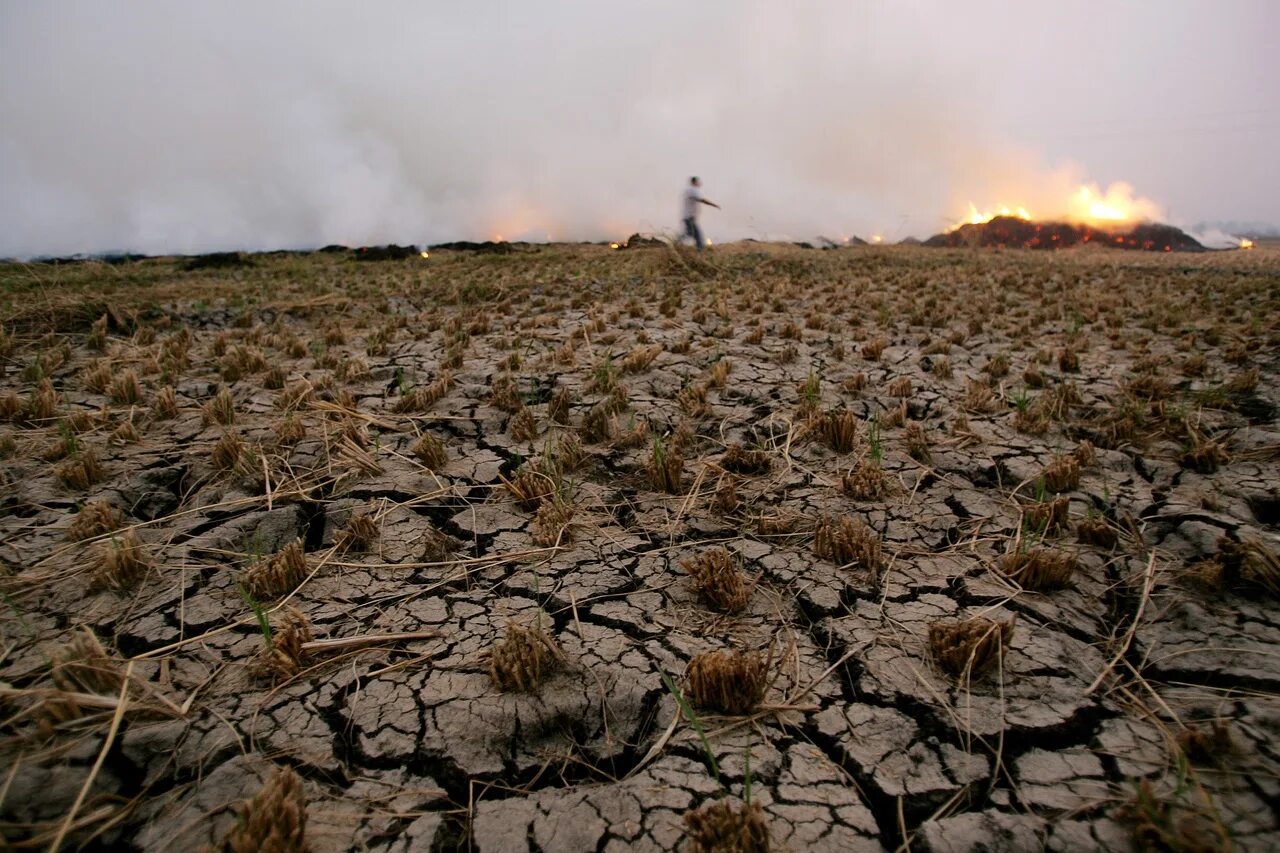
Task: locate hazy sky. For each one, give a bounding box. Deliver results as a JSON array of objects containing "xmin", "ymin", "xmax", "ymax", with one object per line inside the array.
[{"xmin": 1, "ymin": 1, "xmax": 1275, "ymax": 256}]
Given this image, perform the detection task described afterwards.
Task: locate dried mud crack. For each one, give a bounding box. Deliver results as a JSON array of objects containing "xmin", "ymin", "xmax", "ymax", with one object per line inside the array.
[{"xmin": 1, "ymin": 242, "xmax": 1278, "ymax": 851}]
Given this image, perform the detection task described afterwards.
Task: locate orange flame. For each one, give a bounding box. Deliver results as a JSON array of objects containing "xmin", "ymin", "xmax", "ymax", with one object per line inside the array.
[
  {"xmin": 949, "ymin": 182, "xmax": 1161, "ymax": 232},
  {"xmin": 1239, "ymin": 238, "xmax": 1255, "ymax": 250}
]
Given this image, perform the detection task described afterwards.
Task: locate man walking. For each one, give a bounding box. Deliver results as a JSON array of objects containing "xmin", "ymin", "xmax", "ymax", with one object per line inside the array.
[{"xmin": 681, "ymin": 176, "xmax": 720, "ymax": 251}]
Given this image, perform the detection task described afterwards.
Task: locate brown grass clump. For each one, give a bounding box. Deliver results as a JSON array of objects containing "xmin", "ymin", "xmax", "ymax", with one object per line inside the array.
[
  {"xmin": 685, "ymin": 647, "xmax": 773, "ymax": 715},
  {"xmin": 203, "ymin": 386, "xmax": 236, "ymax": 426},
  {"xmin": 411, "ymin": 432, "xmax": 447, "ymax": 468},
  {"xmin": 108, "ymin": 369, "xmax": 142, "ymax": 405},
  {"xmin": 91, "ymin": 529, "xmax": 151, "ymax": 592},
  {"xmin": 335, "ymin": 513, "xmax": 379, "ymax": 553},
  {"xmin": 56, "ymin": 448, "xmax": 104, "ymax": 490},
  {"xmin": 547, "ymin": 386, "xmax": 573, "ymax": 424},
  {"xmin": 277, "ymin": 380, "xmax": 314, "ymax": 412},
  {"xmin": 50, "ymin": 628, "xmax": 122, "ymax": 696},
  {"xmin": 861, "ymin": 337, "xmax": 887, "ymax": 360},
  {"xmin": 509, "ymin": 407, "xmax": 538, "ymax": 441},
  {"xmin": 756, "ymin": 510, "xmax": 803, "ymax": 536},
  {"xmin": 532, "ymin": 497, "xmax": 575, "ymax": 546},
  {"xmin": 67, "ymin": 500, "xmax": 123, "ymax": 541},
  {"xmin": 928, "ymin": 616, "xmax": 1015, "ymax": 681},
  {"xmin": 1216, "ymin": 536, "xmax": 1280, "ymax": 597},
  {"xmin": 220, "ymin": 766, "xmax": 309, "ymax": 853},
  {"xmin": 111, "ymin": 418, "xmax": 141, "ymax": 444},
  {"xmin": 1058, "ymin": 347, "xmax": 1080, "ymax": 373},
  {"xmin": 502, "ymin": 469, "xmax": 554, "ymax": 511},
  {"xmin": 683, "ymin": 799, "xmax": 770, "ymax": 853},
  {"xmin": 1023, "ymin": 496, "xmax": 1070, "ymax": 535},
  {"xmin": 998, "ymin": 548, "xmax": 1076, "ymax": 591},
  {"xmin": 23, "ymin": 380, "xmax": 61, "ymax": 425},
  {"xmin": 904, "ymin": 421, "xmax": 930, "ymax": 463},
  {"xmin": 212, "ymin": 430, "xmax": 245, "ymax": 473},
  {"xmin": 241, "ymin": 539, "xmax": 308, "ymax": 602},
  {"xmin": 648, "ymin": 435, "xmax": 683, "ymax": 493},
  {"xmin": 813, "ymin": 408, "xmax": 860, "ymax": 453},
  {"xmin": 489, "ymin": 375, "xmax": 523, "ymax": 413},
  {"xmin": 840, "ymin": 459, "xmax": 886, "ymax": 501},
  {"xmin": 82, "ymin": 361, "xmax": 114, "ymax": 394},
  {"xmin": 721, "ymin": 444, "xmax": 770, "ymax": 475},
  {"xmin": 274, "ymin": 414, "xmax": 306, "ymax": 447},
  {"xmin": 254, "ymin": 606, "xmax": 313, "ymax": 683},
  {"xmin": 152, "ymin": 385, "xmax": 179, "ymax": 419},
  {"xmin": 712, "ymin": 474, "xmax": 740, "ymax": 515},
  {"xmin": 1118, "ymin": 779, "xmax": 1225, "ymax": 853},
  {"xmin": 620, "ymin": 343, "xmax": 662, "ymax": 374},
  {"xmin": 681, "ymin": 548, "xmax": 752, "ymax": 614},
  {"xmin": 489, "ymin": 622, "xmax": 563, "ymax": 692},
  {"xmin": 1077, "ymin": 515, "xmax": 1118, "ymax": 549},
  {"xmin": 887, "ymin": 376, "xmax": 912, "ymax": 397},
  {"xmin": 1179, "ymin": 435, "xmax": 1229, "ymax": 474},
  {"xmin": 813, "ymin": 514, "xmax": 882, "ymax": 582},
  {"xmin": 1041, "ymin": 455, "xmax": 1080, "ymax": 492},
  {"xmin": 962, "ymin": 379, "xmax": 996, "ymax": 413},
  {"xmin": 1073, "ymin": 439, "xmax": 1097, "ymax": 468}
]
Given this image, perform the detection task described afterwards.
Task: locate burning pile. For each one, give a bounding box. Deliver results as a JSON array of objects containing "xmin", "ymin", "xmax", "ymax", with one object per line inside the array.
[
  {"xmin": 924, "ymin": 183, "xmax": 1205, "ymax": 252},
  {"xmin": 925, "ymin": 216, "xmax": 1204, "ymax": 252}
]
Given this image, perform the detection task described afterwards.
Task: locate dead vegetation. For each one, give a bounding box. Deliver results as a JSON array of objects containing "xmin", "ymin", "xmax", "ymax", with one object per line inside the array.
[
  {"xmin": 684, "ymin": 799, "xmax": 770, "ymax": 853},
  {"xmin": 218, "ymin": 766, "xmax": 309, "ymax": 853},
  {"xmin": 685, "ymin": 647, "xmax": 774, "ymax": 715},
  {"xmin": 681, "ymin": 547, "xmax": 753, "ymax": 613},
  {"xmin": 813, "ymin": 514, "xmax": 882, "ymax": 583},
  {"xmin": 489, "ymin": 621, "xmax": 563, "ymax": 692},
  {"xmin": 928, "ymin": 616, "xmax": 1015, "ymax": 680},
  {"xmin": 241, "ymin": 539, "xmax": 308, "ymax": 601}
]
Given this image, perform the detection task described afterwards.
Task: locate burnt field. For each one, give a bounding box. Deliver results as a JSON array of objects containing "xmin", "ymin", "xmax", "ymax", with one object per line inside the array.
[{"xmin": 1, "ymin": 242, "xmax": 1278, "ymax": 851}]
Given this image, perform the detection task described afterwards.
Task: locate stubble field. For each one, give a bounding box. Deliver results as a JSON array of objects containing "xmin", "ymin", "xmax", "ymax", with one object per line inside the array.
[{"xmin": 1, "ymin": 241, "xmax": 1278, "ymax": 851}]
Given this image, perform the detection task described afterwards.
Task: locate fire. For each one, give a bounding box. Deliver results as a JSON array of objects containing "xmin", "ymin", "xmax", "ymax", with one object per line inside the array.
[
  {"xmin": 419, "ymin": 250, "xmax": 429, "ymax": 259},
  {"xmin": 609, "ymin": 242, "xmax": 620, "ymax": 250},
  {"xmin": 1239, "ymin": 238, "xmax": 1255, "ymax": 250},
  {"xmin": 871, "ymin": 234, "xmax": 884, "ymax": 244},
  {"xmin": 949, "ymin": 182, "xmax": 1161, "ymax": 233}
]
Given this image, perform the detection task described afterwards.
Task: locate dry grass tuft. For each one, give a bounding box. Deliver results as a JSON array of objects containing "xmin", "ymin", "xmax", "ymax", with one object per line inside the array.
[
  {"xmin": 1023, "ymin": 496, "xmax": 1070, "ymax": 535},
  {"xmin": 904, "ymin": 421, "xmax": 930, "ymax": 462},
  {"xmin": 548, "ymin": 387, "xmax": 573, "ymax": 424},
  {"xmin": 861, "ymin": 337, "xmax": 887, "ymax": 360},
  {"xmin": 91, "ymin": 529, "xmax": 151, "ymax": 592},
  {"xmin": 685, "ymin": 647, "xmax": 773, "ymax": 715},
  {"xmin": 721, "ymin": 444, "xmax": 771, "ymax": 475},
  {"xmin": 1179, "ymin": 434, "xmax": 1229, "ymax": 474},
  {"xmin": 335, "ymin": 512, "xmax": 379, "ymax": 553},
  {"xmin": 1118, "ymin": 779, "xmax": 1225, "ymax": 853},
  {"xmin": 1076, "ymin": 515, "xmax": 1118, "ymax": 549},
  {"xmin": 928, "ymin": 616, "xmax": 1015, "ymax": 681},
  {"xmin": 840, "ymin": 459, "xmax": 887, "ymax": 501},
  {"xmin": 532, "ymin": 497, "xmax": 575, "ymax": 546},
  {"xmin": 108, "ymin": 369, "xmax": 142, "ymax": 405},
  {"xmin": 411, "ymin": 432, "xmax": 447, "ymax": 468},
  {"xmin": 1216, "ymin": 536, "xmax": 1280, "ymax": 597},
  {"xmin": 489, "ymin": 622, "xmax": 563, "ymax": 692},
  {"xmin": 998, "ymin": 548, "xmax": 1076, "ymax": 591},
  {"xmin": 241, "ymin": 539, "xmax": 308, "ymax": 601},
  {"xmin": 67, "ymin": 500, "xmax": 123, "ymax": 541},
  {"xmin": 56, "ymin": 448, "xmax": 104, "ymax": 490},
  {"xmin": 212, "ymin": 430, "xmax": 245, "ymax": 473},
  {"xmin": 254, "ymin": 606, "xmax": 313, "ymax": 683},
  {"xmin": 509, "ymin": 407, "xmax": 538, "ymax": 441},
  {"xmin": 683, "ymin": 799, "xmax": 770, "ymax": 853},
  {"xmin": 202, "ymin": 386, "xmax": 236, "ymax": 426},
  {"xmin": 812, "ymin": 408, "xmax": 860, "ymax": 453},
  {"xmin": 274, "ymin": 414, "xmax": 306, "ymax": 447},
  {"xmin": 489, "ymin": 375, "xmax": 524, "ymax": 413},
  {"xmin": 502, "ymin": 469, "xmax": 554, "ymax": 511},
  {"xmin": 152, "ymin": 385, "xmax": 179, "ymax": 419},
  {"xmin": 756, "ymin": 510, "xmax": 804, "ymax": 537},
  {"xmin": 1041, "ymin": 455, "xmax": 1080, "ymax": 492},
  {"xmin": 620, "ymin": 343, "xmax": 662, "ymax": 374},
  {"xmin": 888, "ymin": 376, "xmax": 913, "ymax": 397},
  {"xmin": 50, "ymin": 627, "xmax": 124, "ymax": 696},
  {"xmin": 813, "ymin": 514, "xmax": 882, "ymax": 582},
  {"xmin": 681, "ymin": 548, "xmax": 752, "ymax": 613},
  {"xmin": 221, "ymin": 766, "xmax": 309, "ymax": 853},
  {"xmin": 647, "ymin": 435, "xmax": 684, "ymax": 493}
]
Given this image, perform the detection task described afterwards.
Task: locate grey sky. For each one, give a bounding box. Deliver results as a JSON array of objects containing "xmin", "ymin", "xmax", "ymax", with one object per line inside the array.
[{"xmin": 1, "ymin": 0, "xmax": 1274, "ymax": 256}]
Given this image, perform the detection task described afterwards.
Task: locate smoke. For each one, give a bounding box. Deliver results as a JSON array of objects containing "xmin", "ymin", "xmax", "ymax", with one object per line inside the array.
[{"xmin": 0, "ymin": 1, "xmax": 1270, "ymax": 257}]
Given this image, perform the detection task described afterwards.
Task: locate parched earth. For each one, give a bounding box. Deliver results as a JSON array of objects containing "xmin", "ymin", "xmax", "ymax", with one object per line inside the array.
[{"xmin": 1, "ymin": 243, "xmax": 1278, "ymax": 851}]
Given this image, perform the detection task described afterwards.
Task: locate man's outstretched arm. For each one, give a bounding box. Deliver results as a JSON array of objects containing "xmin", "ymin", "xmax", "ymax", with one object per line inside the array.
[{"xmin": 700, "ymin": 198, "xmax": 721, "ymax": 209}]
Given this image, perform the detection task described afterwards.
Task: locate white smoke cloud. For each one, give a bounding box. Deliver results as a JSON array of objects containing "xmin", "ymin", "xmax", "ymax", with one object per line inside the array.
[{"xmin": 0, "ymin": 1, "xmax": 1271, "ymax": 257}]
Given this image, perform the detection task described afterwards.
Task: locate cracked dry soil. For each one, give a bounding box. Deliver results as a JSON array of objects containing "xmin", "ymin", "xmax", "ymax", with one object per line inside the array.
[{"xmin": 1, "ymin": 242, "xmax": 1278, "ymax": 851}]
